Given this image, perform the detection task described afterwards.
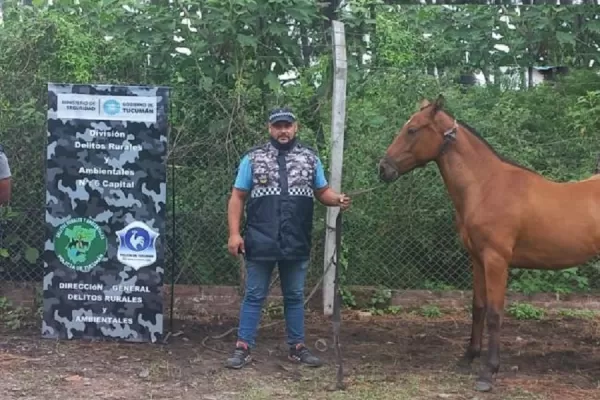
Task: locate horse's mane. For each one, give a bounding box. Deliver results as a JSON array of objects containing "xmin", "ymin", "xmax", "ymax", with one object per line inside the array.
[{"xmin": 439, "ymin": 108, "xmax": 541, "ymax": 176}]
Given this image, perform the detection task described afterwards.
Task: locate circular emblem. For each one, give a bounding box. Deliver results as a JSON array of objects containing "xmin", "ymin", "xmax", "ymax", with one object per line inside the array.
[
  {"xmin": 124, "ymin": 227, "xmax": 151, "ymax": 252},
  {"xmin": 103, "ymin": 99, "xmax": 121, "ymax": 116},
  {"xmin": 54, "ymin": 218, "xmax": 107, "ymax": 272}
]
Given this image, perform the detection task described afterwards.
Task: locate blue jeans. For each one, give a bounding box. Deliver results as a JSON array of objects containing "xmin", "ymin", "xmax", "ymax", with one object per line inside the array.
[{"xmin": 237, "ymin": 258, "xmax": 309, "ymax": 348}]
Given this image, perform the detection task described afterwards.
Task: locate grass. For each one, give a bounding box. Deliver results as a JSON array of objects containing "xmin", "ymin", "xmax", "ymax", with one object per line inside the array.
[{"xmin": 228, "ymin": 366, "xmax": 549, "ymax": 400}]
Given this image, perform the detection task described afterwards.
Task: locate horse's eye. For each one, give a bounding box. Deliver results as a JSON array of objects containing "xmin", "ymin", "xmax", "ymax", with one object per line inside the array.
[{"xmin": 407, "ymin": 127, "xmax": 418, "ymax": 135}]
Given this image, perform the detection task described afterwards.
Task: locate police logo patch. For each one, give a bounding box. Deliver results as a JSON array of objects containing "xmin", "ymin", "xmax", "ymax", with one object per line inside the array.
[
  {"xmin": 258, "ymin": 174, "xmax": 268, "ymax": 184},
  {"xmin": 116, "ymin": 221, "xmax": 159, "ymax": 270}
]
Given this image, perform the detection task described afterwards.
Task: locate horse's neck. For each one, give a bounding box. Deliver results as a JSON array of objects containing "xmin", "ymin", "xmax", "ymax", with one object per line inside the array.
[{"xmin": 435, "ymin": 127, "xmax": 503, "ymax": 214}]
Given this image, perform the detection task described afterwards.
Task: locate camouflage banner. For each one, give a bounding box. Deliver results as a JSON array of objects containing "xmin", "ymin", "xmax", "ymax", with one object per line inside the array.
[{"xmin": 42, "ymin": 83, "xmax": 170, "ymax": 343}]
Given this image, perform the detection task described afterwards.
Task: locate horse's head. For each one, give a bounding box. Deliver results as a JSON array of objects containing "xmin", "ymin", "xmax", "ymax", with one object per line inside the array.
[{"xmin": 378, "ymin": 94, "xmax": 455, "ymax": 182}]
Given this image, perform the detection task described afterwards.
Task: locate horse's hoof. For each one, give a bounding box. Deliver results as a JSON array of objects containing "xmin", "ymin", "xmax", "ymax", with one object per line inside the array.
[{"xmin": 475, "ymin": 380, "xmax": 493, "ymax": 392}]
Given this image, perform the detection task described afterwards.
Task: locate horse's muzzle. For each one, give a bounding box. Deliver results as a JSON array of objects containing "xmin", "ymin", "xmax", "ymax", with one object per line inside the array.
[{"xmin": 378, "ymin": 158, "xmax": 399, "ymax": 183}]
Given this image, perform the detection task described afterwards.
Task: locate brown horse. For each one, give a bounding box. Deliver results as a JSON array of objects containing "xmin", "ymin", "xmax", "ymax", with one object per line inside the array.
[{"xmin": 378, "ymin": 95, "xmax": 600, "ymax": 392}]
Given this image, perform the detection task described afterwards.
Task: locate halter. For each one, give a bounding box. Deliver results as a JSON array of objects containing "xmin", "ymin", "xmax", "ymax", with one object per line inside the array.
[{"xmin": 438, "ymin": 119, "xmax": 458, "ymax": 156}]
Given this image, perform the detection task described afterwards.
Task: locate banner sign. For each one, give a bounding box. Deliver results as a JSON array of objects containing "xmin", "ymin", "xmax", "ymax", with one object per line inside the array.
[{"xmin": 43, "ymin": 83, "xmax": 170, "ymax": 343}]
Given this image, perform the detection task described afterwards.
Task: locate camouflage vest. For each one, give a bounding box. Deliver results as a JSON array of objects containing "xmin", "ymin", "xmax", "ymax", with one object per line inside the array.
[{"xmin": 243, "ymin": 139, "xmax": 319, "ymax": 261}]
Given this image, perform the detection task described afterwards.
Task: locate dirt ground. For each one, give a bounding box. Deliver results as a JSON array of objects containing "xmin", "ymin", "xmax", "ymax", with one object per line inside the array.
[{"xmin": 1, "ymin": 307, "xmax": 600, "ymax": 400}]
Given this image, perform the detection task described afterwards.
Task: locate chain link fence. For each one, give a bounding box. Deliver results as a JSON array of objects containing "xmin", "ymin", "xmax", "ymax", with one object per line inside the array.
[
  {"xmin": 2, "ymin": 80, "xmax": 600, "ymax": 299},
  {"xmin": 2, "ymin": 73, "xmax": 600, "ymax": 306},
  {"xmin": 337, "ymin": 65, "xmax": 600, "ymax": 296},
  {"xmin": 162, "ymin": 96, "xmax": 336, "ymax": 293},
  {"xmin": 0, "ymin": 134, "xmax": 46, "ymax": 287}
]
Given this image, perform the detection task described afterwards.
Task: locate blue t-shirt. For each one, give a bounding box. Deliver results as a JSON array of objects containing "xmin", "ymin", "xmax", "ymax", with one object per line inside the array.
[
  {"xmin": 0, "ymin": 147, "xmax": 11, "ymax": 180},
  {"xmin": 234, "ymin": 154, "xmax": 328, "ymax": 191}
]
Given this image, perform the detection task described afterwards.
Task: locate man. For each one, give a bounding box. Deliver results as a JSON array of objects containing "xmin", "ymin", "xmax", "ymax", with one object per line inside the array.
[
  {"xmin": 0, "ymin": 145, "xmax": 12, "ymax": 205},
  {"xmin": 225, "ymin": 107, "xmax": 351, "ymax": 369}
]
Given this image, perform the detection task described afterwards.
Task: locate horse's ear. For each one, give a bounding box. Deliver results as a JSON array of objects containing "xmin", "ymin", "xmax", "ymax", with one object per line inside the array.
[
  {"xmin": 433, "ymin": 94, "xmax": 445, "ymax": 112},
  {"xmin": 419, "ymin": 99, "xmax": 431, "ymax": 110}
]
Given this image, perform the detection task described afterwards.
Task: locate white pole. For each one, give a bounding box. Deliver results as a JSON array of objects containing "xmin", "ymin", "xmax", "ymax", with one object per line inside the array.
[{"xmin": 323, "ymin": 20, "xmax": 347, "ymax": 317}]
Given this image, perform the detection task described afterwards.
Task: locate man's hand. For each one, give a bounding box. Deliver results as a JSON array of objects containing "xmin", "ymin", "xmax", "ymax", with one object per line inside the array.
[
  {"xmin": 315, "ymin": 187, "xmax": 352, "ymax": 210},
  {"xmin": 228, "ymin": 234, "xmax": 245, "ymax": 257},
  {"xmin": 338, "ymin": 193, "xmax": 351, "ymax": 211}
]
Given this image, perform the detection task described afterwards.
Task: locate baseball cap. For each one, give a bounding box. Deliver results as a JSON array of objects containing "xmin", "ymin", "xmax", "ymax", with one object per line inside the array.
[{"xmin": 268, "ymin": 107, "xmax": 296, "ymax": 124}]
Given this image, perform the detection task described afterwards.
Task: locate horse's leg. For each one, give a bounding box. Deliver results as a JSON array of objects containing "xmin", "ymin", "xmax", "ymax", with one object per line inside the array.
[
  {"xmin": 475, "ymin": 249, "xmax": 509, "ymax": 393},
  {"xmin": 457, "ymin": 256, "xmax": 486, "ymax": 370}
]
